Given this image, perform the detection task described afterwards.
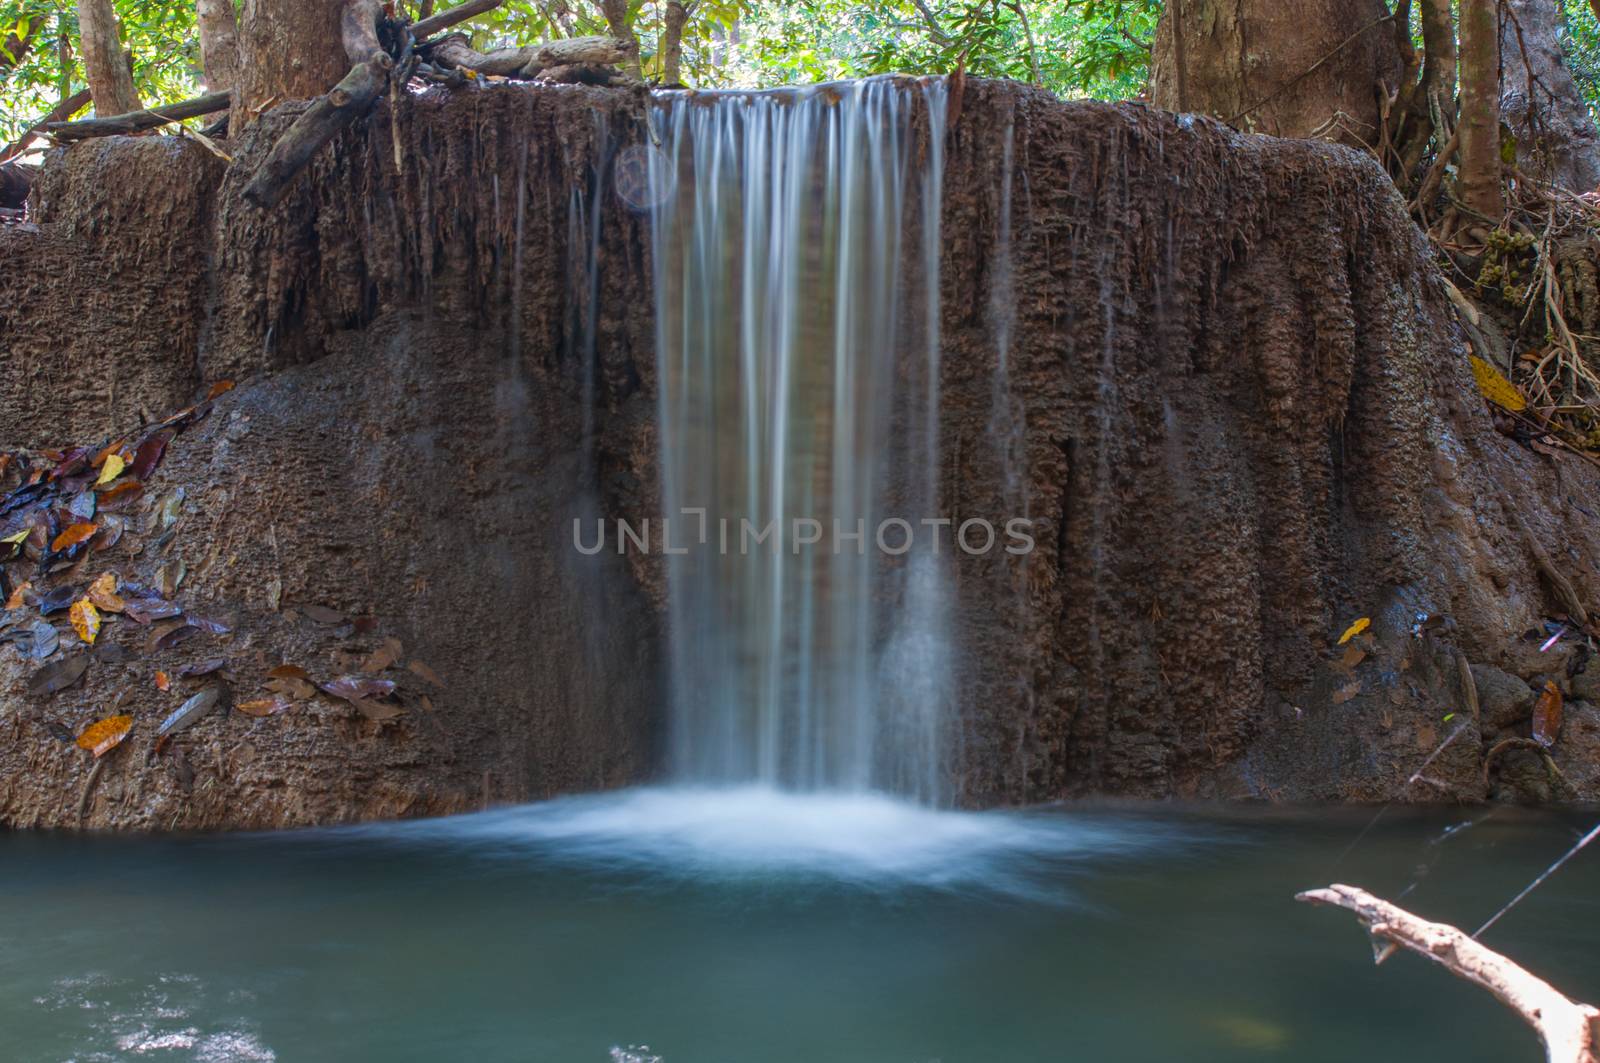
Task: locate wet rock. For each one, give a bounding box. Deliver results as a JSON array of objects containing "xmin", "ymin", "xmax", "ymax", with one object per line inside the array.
[{"xmin": 1472, "ymin": 664, "xmax": 1537, "ymax": 732}]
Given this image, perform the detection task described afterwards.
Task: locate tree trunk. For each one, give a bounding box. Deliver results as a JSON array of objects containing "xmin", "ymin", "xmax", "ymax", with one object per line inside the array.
[
  {"xmin": 1148, "ymin": 0, "xmax": 1401, "ymax": 145},
  {"xmin": 661, "ymin": 1, "xmax": 689, "ymax": 87},
  {"xmin": 232, "ymin": 0, "xmax": 351, "ymax": 135},
  {"xmin": 197, "ymin": 0, "xmax": 242, "ymax": 94},
  {"xmin": 1459, "ymin": 0, "xmax": 1506, "ymax": 219},
  {"xmin": 76, "ymin": 0, "xmax": 142, "ymax": 116},
  {"xmin": 597, "ymin": 0, "xmax": 641, "ymax": 77},
  {"xmin": 1500, "ymin": 0, "xmax": 1600, "ymax": 193}
]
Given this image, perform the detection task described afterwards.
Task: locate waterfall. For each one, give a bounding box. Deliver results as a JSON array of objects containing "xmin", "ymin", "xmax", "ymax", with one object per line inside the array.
[{"xmin": 647, "ymin": 78, "xmax": 954, "ymax": 803}]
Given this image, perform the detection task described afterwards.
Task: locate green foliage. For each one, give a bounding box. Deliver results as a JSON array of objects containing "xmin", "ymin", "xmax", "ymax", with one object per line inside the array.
[
  {"xmin": 0, "ymin": 0, "xmax": 1160, "ymax": 146},
  {"xmin": 1562, "ymin": 0, "xmax": 1600, "ymax": 122}
]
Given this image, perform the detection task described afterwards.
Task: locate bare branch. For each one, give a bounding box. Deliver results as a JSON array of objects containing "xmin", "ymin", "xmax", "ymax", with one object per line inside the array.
[{"xmin": 410, "ymin": 0, "xmax": 504, "ymax": 42}]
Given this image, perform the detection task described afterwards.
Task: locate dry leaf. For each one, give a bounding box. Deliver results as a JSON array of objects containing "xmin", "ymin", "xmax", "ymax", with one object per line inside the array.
[
  {"xmin": 86, "ymin": 572, "xmax": 124, "ymax": 613},
  {"xmin": 265, "ymin": 675, "xmax": 317, "ymax": 700},
  {"xmin": 156, "ymin": 685, "xmax": 223, "ymax": 737},
  {"xmin": 76, "ymin": 714, "xmax": 133, "ymax": 757},
  {"xmin": 27, "ymin": 654, "xmax": 88, "ymax": 697},
  {"xmin": 177, "ymin": 657, "xmax": 227, "ymax": 678},
  {"xmin": 1332, "ymin": 680, "xmax": 1361, "ymax": 704},
  {"xmin": 301, "ymin": 604, "xmax": 347, "ymax": 625},
  {"xmin": 351, "ymin": 698, "xmax": 404, "ymax": 721},
  {"xmin": 1340, "ymin": 645, "xmax": 1367, "ymax": 670},
  {"xmin": 236, "ymin": 696, "xmax": 290, "ymax": 717},
  {"xmin": 1470, "ymin": 355, "xmax": 1528, "ymax": 412},
  {"xmin": 69, "ymin": 598, "xmax": 100, "ymax": 645},
  {"xmin": 1532, "ymin": 680, "xmax": 1564, "ymax": 748},
  {"xmin": 5, "ymin": 579, "xmax": 31, "ymax": 610},
  {"xmin": 206, "ymin": 379, "xmax": 235, "ymax": 400},
  {"xmin": 51, "ymin": 522, "xmax": 96, "ymax": 552},
  {"xmin": 407, "ymin": 660, "xmax": 445, "ymax": 688},
  {"xmin": 361, "ymin": 637, "xmax": 404, "ymax": 674},
  {"xmin": 97, "ymin": 480, "xmax": 144, "ymax": 508},
  {"xmin": 1337, "ymin": 618, "xmax": 1371, "ymax": 645},
  {"xmin": 155, "ymin": 670, "xmax": 171, "ymax": 691},
  {"xmin": 267, "ymin": 663, "xmax": 311, "ymax": 680},
  {"xmin": 95, "ymin": 453, "xmax": 125, "ymax": 487}
]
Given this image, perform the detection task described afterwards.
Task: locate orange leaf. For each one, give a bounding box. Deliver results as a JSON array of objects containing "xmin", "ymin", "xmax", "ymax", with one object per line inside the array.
[
  {"xmin": 86, "ymin": 571, "xmax": 124, "ymax": 613},
  {"xmin": 76, "ymin": 714, "xmax": 132, "ymax": 757},
  {"xmin": 4, "ymin": 580, "xmax": 30, "ymax": 610},
  {"xmin": 268, "ymin": 664, "xmax": 311, "ymax": 680},
  {"xmin": 1533, "ymin": 680, "xmax": 1564, "ymax": 748},
  {"xmin": 206, "ymin": 379, "xmax": 235, "ymax": 400},
  {"xmin": 236, "ymin": 696, "xmax": 290, "ymax": 717},
  {"xmin": 69, "ymin": 598, "xmax": 100, "ymax": 645},
  {"xmin": 155, "ymin": 670, "xmax": 170, "ymax": 691},
  {"xmin": 92, "ymin": 438, "xmax": 126, "ymax": 467},
  {"xmin": 96, "ymin": 480, "xmax": 144, "ymax": 506},
  {"xmin": 51, "ymin": 522, "xmax": 97, "ymax": 552}
]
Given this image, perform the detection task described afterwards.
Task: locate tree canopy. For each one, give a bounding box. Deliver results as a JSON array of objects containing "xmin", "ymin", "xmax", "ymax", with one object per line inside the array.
[{"xmin": 2, "ymin": 0, "xmax": 1600, "ymax": 146}]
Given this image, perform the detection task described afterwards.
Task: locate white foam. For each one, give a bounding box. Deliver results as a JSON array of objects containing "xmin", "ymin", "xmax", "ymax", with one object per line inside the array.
[{"xmin": 329, "ymin": 786, "xmax": 1204, "ymax": 899}]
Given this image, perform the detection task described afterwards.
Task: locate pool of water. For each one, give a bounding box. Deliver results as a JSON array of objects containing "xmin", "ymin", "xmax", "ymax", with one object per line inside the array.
[{"xmin": 2, "ymin": 789, "xmax": 1597, "ymax": 1062}]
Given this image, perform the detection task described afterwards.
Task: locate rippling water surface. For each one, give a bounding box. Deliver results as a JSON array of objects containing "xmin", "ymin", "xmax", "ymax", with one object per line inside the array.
[{"xmin": 2, "ymin": 790, "xmax": 1597, "ymax": 1062}]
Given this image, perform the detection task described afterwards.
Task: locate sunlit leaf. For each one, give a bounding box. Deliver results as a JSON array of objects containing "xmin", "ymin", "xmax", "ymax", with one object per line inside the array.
[
  {"xmin": 1470, "ymin": 355, "xmax": 1528, "ymax": 412},
  {"xmin": 155, "ymin": 670, "xmax": 171, "ymax": 691},
  {"xmin": 76, "ymin": 714, "xmax": 133, "ymax": 757},
  {"xmin": 50, "ymin": 522, "xmax": 96, "ymax": 552},
  {"xmin": 1532, "ymin": 680, "xmax": 1563, "ymax": 748},
  {"xmin": 1337, "ymin": 617, "xmax": 1371, "ymax": 645},
  {"xmin": 87, "ymin": 572, "xmax": 125, "ymax": 613},
  {"xmin": 236, "ymin": 696, "xmax": 290, "ymax": 717},
  {"xmin": 94, "ymin": 453, "xmax": 125, "ymax": 486},
  {"xmin": 69, "ymin": 598, "xmax": 100, "ymax": 645}
]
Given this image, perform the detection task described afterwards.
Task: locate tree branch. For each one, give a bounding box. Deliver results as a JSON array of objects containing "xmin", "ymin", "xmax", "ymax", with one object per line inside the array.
[
  {"xmin": 410, "ymin": 0, "xmax": 504, "ymax": 41},
  {"xmin": 1297, "ymin": 884, "xmax": 1600, "ymax": 1063},
  {"xmin": 0, "ymin": 88, "xmax": 92, "ymax": 162},
  {"xmin": 41, "ymin": 91, "xmax": 232, "ymax": 142}
]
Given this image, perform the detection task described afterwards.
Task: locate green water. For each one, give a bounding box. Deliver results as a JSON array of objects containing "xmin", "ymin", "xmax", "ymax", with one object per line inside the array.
[{"xmin": 1, "ymin": 788, "xmax": 1596, "ymax": 1062}]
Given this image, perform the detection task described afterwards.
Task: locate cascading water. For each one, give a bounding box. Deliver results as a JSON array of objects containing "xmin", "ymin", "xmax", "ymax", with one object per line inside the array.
[{"xmin": 647, "ymin": 79, "xmax": 955, "ymax": 803}]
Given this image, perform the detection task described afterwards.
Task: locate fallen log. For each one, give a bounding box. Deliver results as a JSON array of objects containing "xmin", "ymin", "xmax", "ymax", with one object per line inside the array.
[
  {"xmin": 41, "ymin": 91, "xmax": 231, "ymax": 142},
  {"xmin": 410, "ymin": 0, "xmax": 503, "ymax": 42},
  {"xmin": 1297, "ymin": 884, "xmax": 1600, "ymax": 1063},
  {"xmin": 241, "ymin": 56, "xmax": 390, "ymax": 209},
  {"xmin": 534, "ymin": 62, "xmax": 629, "ymax": 86},
  {"xmin": 426, "ymin": 33, "xmax": 636, "ymax": 80}
]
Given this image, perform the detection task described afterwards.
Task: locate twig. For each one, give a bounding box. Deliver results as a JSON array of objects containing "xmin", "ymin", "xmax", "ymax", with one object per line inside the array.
[
  {"xmin": 1475, "ymin": 823, "xmax": 1600, "ymax": 937},
  {"xmin": 1299, "ymin": 884, "xmax": 1600, "ymax": 1063},
  {"xmin": 410, "ymin": 0, "xmax": 503, "ymax": 41}
]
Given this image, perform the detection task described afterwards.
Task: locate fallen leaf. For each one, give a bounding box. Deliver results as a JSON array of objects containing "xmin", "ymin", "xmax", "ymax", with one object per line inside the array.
[
  {"xmin": 76, "ymin": 714, "xmax": 132, "ymax": 757},
  {"xmin": 156, "ymin": 685, "xmax": 223, "ymax": 737},
  {"xmin": 155, "ymin": 670, "xmax": 170, "ymax": 691},
  {"xmin": 156, "ymin": 560, "xmax": 186, "ymax": 598},
  {"xmin": 177, "ymin": 657, "xmax": 227, "ymax": 678},
  {"xmin": 86, "ymin": 572, "xmax": 124, "ymax": 613},
  {"xmin": 1470, "ymin": 355, "xmax": 1528, "ymax": 412},
  {"xmin": 5, "ymin": 580, "xmax": 31, "ymax": 610},
  {"xmin": 98, "ymin": 514, "xmax": 126, "ymax": 549},
  {"xmin": 236, "ymin": 696, "xmax": 290, "ymax": 717},
  {"xmin": 50, "ymin": 523, "xmax": 96, "ymax": 552},
  {"xmin": 94, "ymin": 453, "xmax": 125, "ymax": 487},
  {"xmin": 123, "ymin": 597, "xmax": 182, "ymax": 624},
  {"xmin": 407, "ymin": 660, "xmax": 445, "ymax": 688},
  {"xmin": 67, "ymin": 490, "xmax": 96, "ymax": 522},
  {"xmin": 92, "ymin": 439, "xmax": 126, "ymax": 468},
  {"xmin": 37, "ymin": 586, "xmax": 77, "ymax": 615},
  {"xmin": 361, "ymin": 637, "xmax": 404, "ymax": 673},
  {"xmin": 319, "ymin": 676, "xmax": 396, "ymax": 701},
  {"xmin": 155, "ymin": 488, "xmax": 185, "ymax": 531},
  {"xmin": 185, "ymin": 615, "xmax": 231, "ymax": 635},
  {"xmin": 129, "ymin": 431, "xmax": 171, "ymax": 481},
  {"xmin": 45, "ymin": 720, "xmax": 73, "ymax": 743},
  {"xmin": 69, "ymin": 598, "xmax": 100, "ymax": 645},
  {"xmin": 206, "ymin": 379, "xmax": 235, "ymax": 400},
  {"xmin": 351, "ymin": 698, "xmax": 404, "ymax": 721},
  {"xmin": 1533, "ymin": 680, "xmax": 1564, "ymax": 748},
  {"xmin": 27, "ymin": 654, "xmax": 88, "ymax": 697},
  {"xmin": 1340, "ymin": 645, "xmax": 1367, "ymax": 670},
  {"xmin": 268, "ymin": 664, "xmax": 311, "ymax": 680},
  {"xmin": 1332, "ymin": 680, "xmax": 1361, "ymax": 704},
  {"xmin": 26, "ymin": 619, "xmax": 59, "ymax": 659},
  {"xmin": 92, "ymin": 641, "xmax": 131, "ymax": 664},
  {"xmin": 264, "ymin": 675, "xmax": 316, "ymax": 700},
  {"xmin": 97, "ymin": 480, "xmax": 144, "ymax": 509},
  {"xmin": 301, "ymin": 605, "xmax": 347, "ymax": 625},
  {"xmin": 265, "ymin": 577, "xmax": 282, "ymax": 612},
  {"xmin": 148, "ymin": 621, "xmax": 197, "ymax": 652},
  {"xmin": 1337, "ymin": 618, "xmax": 1371, "ymax": 645}
]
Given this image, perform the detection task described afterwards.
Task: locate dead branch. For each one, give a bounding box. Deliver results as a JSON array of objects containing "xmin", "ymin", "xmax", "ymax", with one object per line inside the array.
[
  {"xmin": 426, "ymin": 33, "xmax": 636, "ymax": 79},
  {"xmin": 40, "ymin": 91, "xmax": 231, "ymax": 142},
  {"xmin": 0, "ymin": 88, "xmax": 92, "ymax": 162},
  {"xmin": 410, "ymin": 0, "xmax": 503, "ymax": 41},
  {"xmin": 1298, "ymin": 884, "xmax": 1600, "ymax": 1063},
  {"xmin": 342, "ymin": 0, "xmax": 386, "ymax": 65},
  {"xmin": 241, "ymin": 57, "xmax": 390, "ymax": 209}
]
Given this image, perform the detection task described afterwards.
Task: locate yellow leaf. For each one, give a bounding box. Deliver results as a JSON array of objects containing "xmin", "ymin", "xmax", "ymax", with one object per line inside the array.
[
  {"xmin": 1470, "ymin": 355, "xmax": 1528, "ymax": 412},
  {"xmin": 95, "ymin": 452, "xmax": 125, "ymax": 486},
  {"xmin": 1338, "ymin": 617, "xmax": 1371, "ymax": 645},
  {"xmin": 76, "ymin": 714, "xmax": 132, "ymax": 757},
  {"xmin": 86, "ymin": 571, "xmax": 124, "ymax": 613},
  {"xmin": 70, "ymin": 598, "xmax": 101, "ymax": 645},
  {"xmin": 1, "ymin": 529, "xmax": 27, "ymax": 545}
]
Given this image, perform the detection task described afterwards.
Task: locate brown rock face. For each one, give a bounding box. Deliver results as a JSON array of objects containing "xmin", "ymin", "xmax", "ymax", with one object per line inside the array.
[{"xmin": 1, "ymin": 79, "xmax": 1598, "ymax": 829}]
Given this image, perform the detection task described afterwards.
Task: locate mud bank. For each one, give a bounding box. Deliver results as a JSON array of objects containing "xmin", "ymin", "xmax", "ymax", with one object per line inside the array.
[{"xmin": 1, "ymin": 78, "xmax": 1597, "ymax": 828}]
